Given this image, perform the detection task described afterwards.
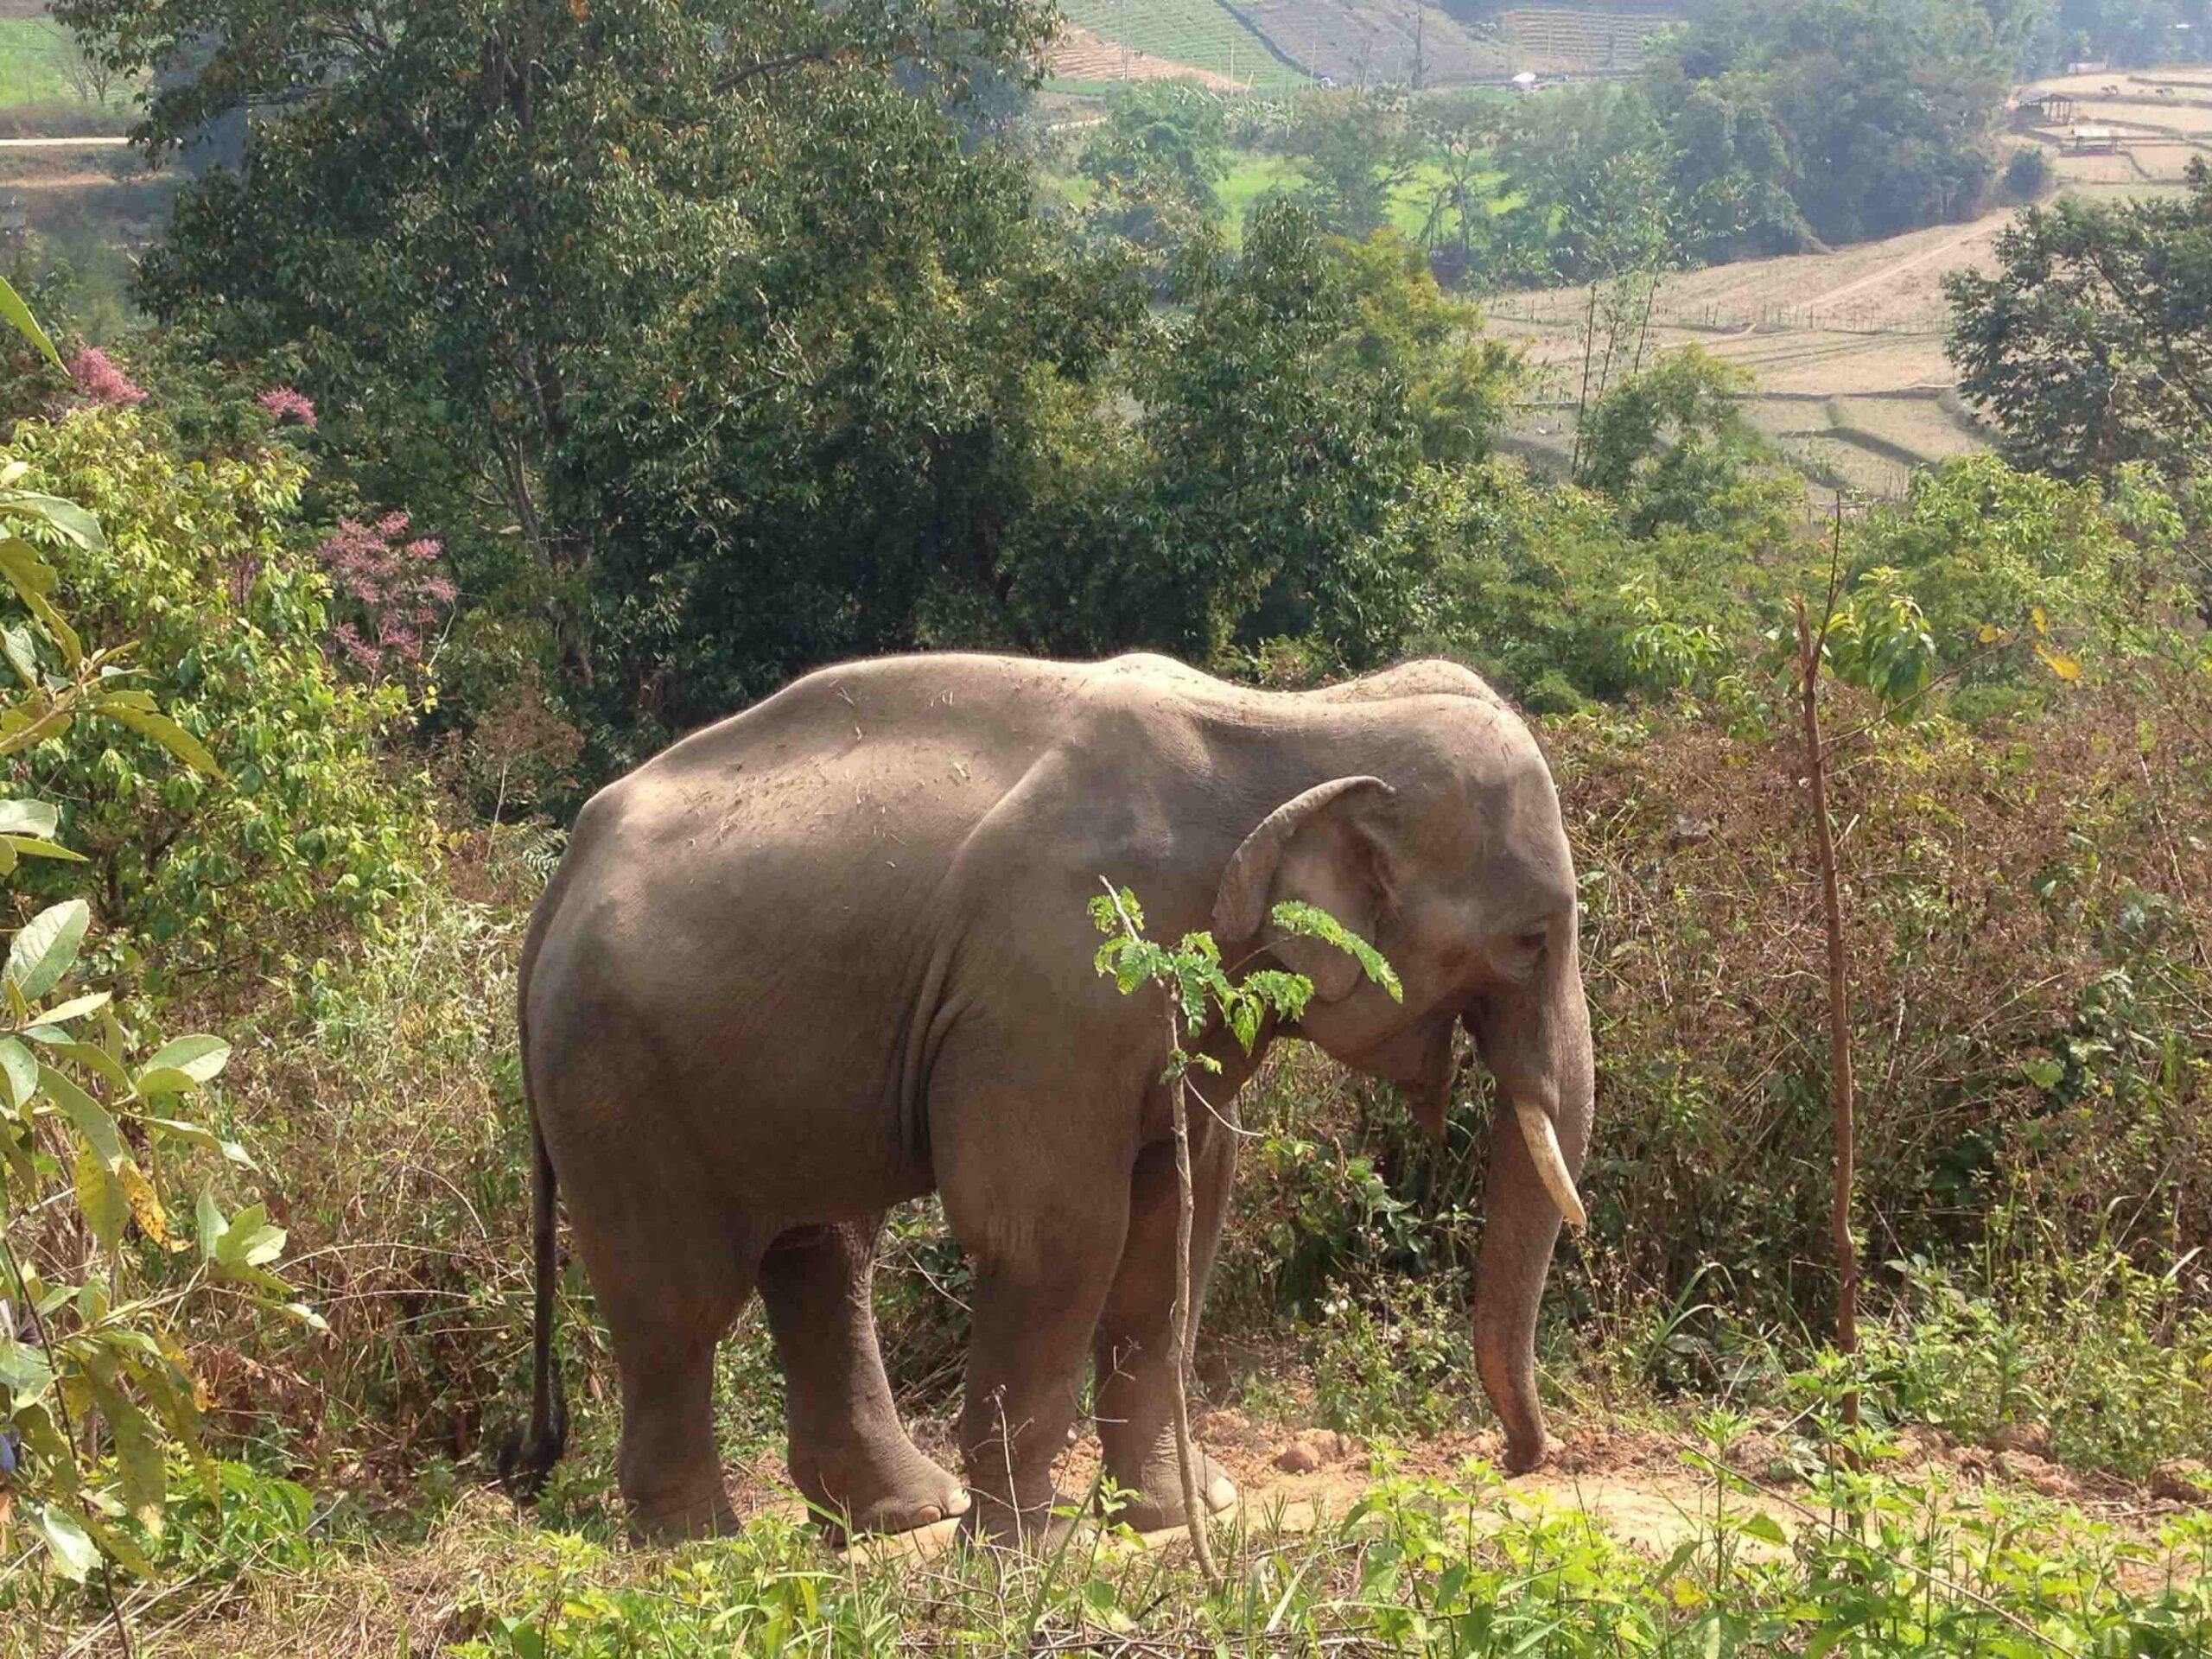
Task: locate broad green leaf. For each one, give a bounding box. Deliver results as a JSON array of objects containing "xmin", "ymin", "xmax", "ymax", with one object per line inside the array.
[
  {"xmin": 194, "ymin": 1186, "xmax": 226, "ymax": 1262},
  {"xmin": 0, "ymin": 540, "xmax": 51, "ymax": 601},
  {"xmin": 0, "ymin": 1035, "xmax": 35, "ymax": 1107},
  {"xmin": 105, "ymin": 707, "xmax": 223, "ymax": 778},
  {"xmin": 142, "ymin": 1033, "xmax": 231, "ymax": 1085},
  {"xmin": 0, "ymin": 834, "xmax": 86, "ymax": 863},
  {"xmin": 0, "ymin": 1331, "xmax": 53, "ymax": 1394},
  {"xmin": 41, "ymin": 1039, "xmax": 128, "ymax": 1093},
  {"xmin": 5, "ymin": 899, "xmax": 88, "ymax": 1001},
  {"xmin": 1738, "ymin": 1512, "xmax": 1788, "ymax": 1546},
  {"xmin": 38, "ymin": 990, "xmax": 111, "ymax": 1027},
  {"xmin": 0, "ymin": 798, "xmax": 58, "ymax": 838},
  {"xmin": 41, "ymin": 1064, "xmax": 124, "ymax": 1169},
  {"xmin": 1, "ymin": 623, "xmax": 35, "ymax": 686},
  {"xmin": 0, "ymin": 491, "xmax": 104, "ymax": 551},
  {"xmin": 215, "ymin": 1202, "xmax": 286, "ymax": 1270},
  {"xmin": 0, "ymin": 275, "xmax": 60, "ymax": 369},
  {"xmin": 32, "ymin": 1501, "xmax": 99, "ymax": 1582}
]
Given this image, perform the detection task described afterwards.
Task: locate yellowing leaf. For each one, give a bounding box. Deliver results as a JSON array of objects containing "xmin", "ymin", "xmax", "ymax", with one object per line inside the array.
[
  {"xmin": 2034, "ymin": 642, "xmax": 2082, "ymax": 682},
  {"xmin": 1977, "ymin": 623, "xmax": 2000, "ymax": 644},
  {"xmin": 73, "ymin": 1141, "xmax": 127, "ymax": 1251},
  {"xmin": 2031, "ymin": 604, "xmax": 2050, "ymax": 635},
  {"xmin": 121, "ymin": 1160, "xmax": 168, "ymax": 1245}
]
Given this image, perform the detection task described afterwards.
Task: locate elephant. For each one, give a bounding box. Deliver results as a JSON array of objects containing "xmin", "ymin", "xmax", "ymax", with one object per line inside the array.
[{"xmin": 504, "ymin": 652, "xmax": 1592, "ymax": 1543}]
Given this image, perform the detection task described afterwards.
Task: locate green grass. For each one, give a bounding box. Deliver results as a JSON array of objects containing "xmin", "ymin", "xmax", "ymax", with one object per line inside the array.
[
  {"xmin": 1059, "ymin": 0, "xmax": 1310, "ymax": 89},
  {"xmin": 13, "ymin": 1438, "xmax": 2212, "ymax": 1656},
  {"xmin": 1211, "ymin": 150, "xmax": 1508, "ymax": 242},
  {"xmin": 0, "ymin": 18, "xmax": 105, "ymax": 111}
]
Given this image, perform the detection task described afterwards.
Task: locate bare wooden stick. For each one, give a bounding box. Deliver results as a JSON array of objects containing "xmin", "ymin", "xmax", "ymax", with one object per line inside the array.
[
  {"xmin": 1794, "ymin": 594, "xmax": 1859, "ymax": 1424},
  {"xmin": 1163, "ymin": 1007, "xmax": 1221, "ymax": 1586}
]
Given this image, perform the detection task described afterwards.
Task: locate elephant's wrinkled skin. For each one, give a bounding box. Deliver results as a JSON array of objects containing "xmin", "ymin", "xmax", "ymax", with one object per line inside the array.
[{"xmin": 507, "ymin": 652, "xmax": 1592, "ymax": 1544}]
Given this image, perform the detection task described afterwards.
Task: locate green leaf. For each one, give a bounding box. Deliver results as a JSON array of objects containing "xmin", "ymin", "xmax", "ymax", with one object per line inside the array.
[
  {"xmin": 38, "ymin": 990, "xmax": 111, "ymax": 1027},
  {"xmin": 0, "ymin": 275, "xmax": 60, "ymax": 369},
  {"xmin": 194, "ymin": 1186, "xmax": 226, "ymax": 1262},
  {"xmin": 1738, "ymin": 1512, "xmax": 1788, "ymax": 1546},
  {"xmin": 0, "ymin": 834, "xmax": 86, "ymax": 863},
  {"xmin": 142, "ymin": 1034, "xmax": 231, "ymax": 1085},
  {"xmin": 215, "ymin": 1202, "xmax": 287, "ymax": 1270},
  {"xmin": 5, "ymin": 899, "xmax": 88, "ymax": 1001},
  {"xmin": 1, "ymin": 623, "xmax": 36, "ymax": 686},
  {"xmin": 1269, "ymin": 900, "xmax": 1402, "ymax": 1001},
  {"xmin": 103, "ymin": 707, "xmax": 224, "ymax": 778},
  {"xmin": 0, "ymin": 1035, "xmax": 35, "ymax": 1108},
  {"xmin": 32, "ymin": 1501, "xmax": 100, "ymax": 1582},
  {"xmin": 144, "ymin": 1116, "xmax": 255, "ymax": 1168},
  {"xmin": 41, "ymin": 1039, "xmax": 129, "ymax": 1093},
  {"xmin": 0, "ymin": 492, "xmax": 104, "ymax": 552},
  {"xmin": 0, "ymin": 798, "xmax": 58, "ymax": 838},
  {"xmin": 0, "ymin": 1331, "xmax": 54, "ymax": 1394},
  {"xmin": 43, "ymin": 1063, "xmax": 125, "ymax": 1168}
]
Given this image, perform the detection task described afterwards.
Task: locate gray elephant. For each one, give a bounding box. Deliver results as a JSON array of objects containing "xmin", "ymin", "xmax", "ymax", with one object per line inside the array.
[{"xmin": 505, "ymin": 652, "xmax": 1592, "ymax": 1542}]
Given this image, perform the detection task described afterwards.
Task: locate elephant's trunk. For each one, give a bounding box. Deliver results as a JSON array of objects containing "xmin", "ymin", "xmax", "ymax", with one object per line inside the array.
[{"xmin": 1470, "ymin": 938, "xmax": 1592, "ymax": 1473}]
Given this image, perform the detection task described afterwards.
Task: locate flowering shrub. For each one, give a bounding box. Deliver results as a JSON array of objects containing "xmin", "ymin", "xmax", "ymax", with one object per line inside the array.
[
  {"xmin": 256, "ymin": 385, "xmax": 316, "ymax": 428},
  {"xmin": 8, "ymin": 407, "xmax": 434, "ymax": 968},
  {"xmin": 316, "ymin": 510, "xmax": 457, "ymax": 677},
  {"xmin": 65, "ymin": 346, "xmax": 147, "ymax": 406}
]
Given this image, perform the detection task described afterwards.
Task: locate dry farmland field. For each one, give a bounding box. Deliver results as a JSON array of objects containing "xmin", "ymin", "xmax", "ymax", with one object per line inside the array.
[{"xmin": 1490, "ymin": 78, "xmax": 2206, "ymax": 497}]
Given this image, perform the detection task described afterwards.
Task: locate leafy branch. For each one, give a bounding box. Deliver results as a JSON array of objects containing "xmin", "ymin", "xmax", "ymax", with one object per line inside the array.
[{"xmin": 1088, "ymin": 882, "xmax": 1397, "ymax": 1580}]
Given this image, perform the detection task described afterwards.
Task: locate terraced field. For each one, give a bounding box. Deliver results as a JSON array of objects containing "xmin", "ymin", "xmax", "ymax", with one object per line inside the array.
[
  {"xmin": 1054, "ymin": 0, "xmax": 1308, "ymax": 88},
  {"xmin": 1488, "ymin": 99, "xmax": 2206, "ymax": 498},
  {"xmin": 1227, "ymin": 0, "xmax": 1511, "ymax": 85}
]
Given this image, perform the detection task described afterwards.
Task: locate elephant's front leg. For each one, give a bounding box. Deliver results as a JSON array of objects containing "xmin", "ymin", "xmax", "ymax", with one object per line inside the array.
[
  {"xmin": 1092, "ymin": 1116, "xmax": 1239, "ymax": 1531},
  {"xmin": 949, "ymin": 1188, "xmax": 1128, "ymax": 1545}
]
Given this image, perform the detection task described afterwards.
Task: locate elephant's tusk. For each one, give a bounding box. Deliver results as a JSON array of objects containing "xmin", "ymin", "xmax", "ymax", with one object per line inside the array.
[{"xmin": 1514, "ymin": 1101, "xmax": 1587, "ymax": 1229}]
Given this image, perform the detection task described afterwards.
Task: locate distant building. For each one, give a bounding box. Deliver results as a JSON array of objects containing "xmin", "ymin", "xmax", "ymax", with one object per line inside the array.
[
  {"xmin": 2023, "ymin": 92, "xmax": 2076, "ymax": 123},
  {"xmin": 2068, "ymin": 124, "xmax": 2122, "ymax": 154}
]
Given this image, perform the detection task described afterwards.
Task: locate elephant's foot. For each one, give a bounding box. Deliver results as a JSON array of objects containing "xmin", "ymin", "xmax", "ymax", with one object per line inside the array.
[
  {"xmin": 791, "ymin": 1439, "xmax": 970, "ymax": 1541},
  {"xmin": 1102, "ymin": 1448, "xmax": 1237, "ymax": 1532},
  {"xmin": 628, "ymin": 1488, "xmax": 741, "ymax": 1545}
]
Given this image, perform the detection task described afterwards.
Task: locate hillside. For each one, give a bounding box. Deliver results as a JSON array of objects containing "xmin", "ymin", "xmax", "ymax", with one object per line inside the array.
[{"xmin": 1052, "ymin": 0, "xmax": 1695, "ymax": 89}]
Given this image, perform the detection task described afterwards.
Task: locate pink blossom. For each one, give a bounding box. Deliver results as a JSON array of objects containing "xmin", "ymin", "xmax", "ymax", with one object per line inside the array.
[
  {"xmin": 256, "ymin": 385, "xmax": 316, "ymax": 428},
  {"xmin": 315, "ymin": 509, "xmax": 458, "ymax": 680},
  {"xmin": 67, "ymin": 346, "xmax": 147, "ymax": 406}
]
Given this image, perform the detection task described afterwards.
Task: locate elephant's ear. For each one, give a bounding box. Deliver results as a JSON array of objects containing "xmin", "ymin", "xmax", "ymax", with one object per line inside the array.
[{"xmin": 1212, "ymin": 776, "xmax": 1397, "ymax": 1001}]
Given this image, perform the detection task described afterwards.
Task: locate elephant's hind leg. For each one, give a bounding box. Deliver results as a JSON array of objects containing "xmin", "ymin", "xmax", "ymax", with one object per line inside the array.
[
  {"xmin": 760, "ymin": 1219, "xmax": 969, "ymax": 1541},
  {"xmin": 557, "ymin": 1142, "xmax": 755, "ymax": 1542}
]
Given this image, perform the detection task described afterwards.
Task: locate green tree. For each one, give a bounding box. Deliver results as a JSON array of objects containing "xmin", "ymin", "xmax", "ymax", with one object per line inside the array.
[
  {"xmin": 1281, "ymin": 88, "xmax": 1418, "ymax": 241},
  {"xmin": 1492, "ymin": 82, "xmax": 1674, "ymax": 284},
  {"xmin": 1078, "ymin": 82, "xmax": 1230, "ymax": 259},
  {"xmin": 1659, "ymin": 0, "xmax": 2012, "ymax": 245},
  {"xmin": 62, "ymin": 0, "xmax": 1061, "ymax": 744},
  {"xmin": 1575, "ymin": 347, "xmax": 1779, "ymax": 537},
  {"xmin": 1948, "ymin": 159, "xmax": 2212, "ymax": 490}
]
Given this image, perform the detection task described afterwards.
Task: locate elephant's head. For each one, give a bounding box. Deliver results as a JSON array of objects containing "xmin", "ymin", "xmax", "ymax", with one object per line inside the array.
[{"xmin": 1211, "ymin": 708, "xmax": 1592, "ymax": 1470}]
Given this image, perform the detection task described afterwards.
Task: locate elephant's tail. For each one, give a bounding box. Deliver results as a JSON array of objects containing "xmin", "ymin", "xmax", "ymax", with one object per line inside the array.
[{"xmin": 499, "ymin": 1023, "xmax": 568, "ymax": 1500}]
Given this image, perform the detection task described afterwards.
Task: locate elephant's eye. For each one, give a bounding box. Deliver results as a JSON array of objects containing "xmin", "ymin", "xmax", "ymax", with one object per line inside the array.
[{"xmin": 1516, "ymin": 929, "xmax": 1548, "ymax": 954}]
